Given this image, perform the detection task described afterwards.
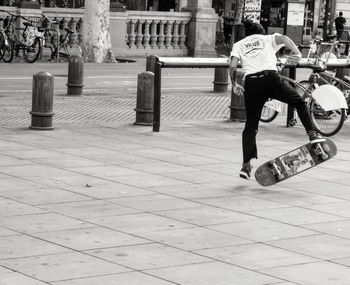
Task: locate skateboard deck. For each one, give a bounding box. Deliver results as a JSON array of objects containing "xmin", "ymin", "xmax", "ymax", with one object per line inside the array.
[{"xmin": 255, "ymin": 138, "xmax": 337, "ymax": 186}]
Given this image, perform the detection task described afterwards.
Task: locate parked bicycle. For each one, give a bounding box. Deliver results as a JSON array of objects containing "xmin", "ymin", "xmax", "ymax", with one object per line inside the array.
[
  {"xmin": 0, "ymin": 17, "xmax": 14, "ymax": 62},
  {"xmin": 0, "ymin": 10, "xmax": 44, "ymax": 63},
  {"xmin": 260, "ymin": 57, "xmax": 348, "ymax": 137},
  {"xmin": 297, "ymin": 59, "xmax": 347, "ymax": 136},
  {"xmin": 41, "ymin": 14, "xmax": 82, "ymax": 62}
]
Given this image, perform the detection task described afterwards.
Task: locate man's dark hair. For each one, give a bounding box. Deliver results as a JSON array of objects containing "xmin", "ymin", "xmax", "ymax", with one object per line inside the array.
[
  {"xmin": 339, "ymin": 12, "xmax": 343, "ymax": 16},
  {"xmin": 244, "ymin": 19, "xmax": 266, "ymax": 36}
]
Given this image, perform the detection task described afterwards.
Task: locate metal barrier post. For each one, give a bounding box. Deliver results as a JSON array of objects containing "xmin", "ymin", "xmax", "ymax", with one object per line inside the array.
[
  {"xmin": 134, "ymin": 71, "xmax": 154, "ymax": 125},
  {"xmin": 230, "ymin": 70, "xmax": 246, "ymax": 121},
  {"xmin": 67, "ymin": 55, "xmax": 84, "ymax": 96},
  {"xmin": 282, "ymin": 66, "xmax": 297, "ymax": 127},
  {"xmin": 213, "ymin": 55, "xmax": 229, "ymax": 92},
  {"xmin": 146, "ymin": 55, "xmax": 157, "ymax": 73},
  {"xmin": 153, "ymin": 60, "xmax": 162, "ymax": 132},
  {"xmin": 30, "ymin": 71, "xmax": 55, "ymax": 130}
]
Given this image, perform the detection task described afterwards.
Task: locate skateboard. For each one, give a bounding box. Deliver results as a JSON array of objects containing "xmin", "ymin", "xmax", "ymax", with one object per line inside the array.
[{"xmin": 255, "ymin": 138, "xmax": 337, "ymax": 186}]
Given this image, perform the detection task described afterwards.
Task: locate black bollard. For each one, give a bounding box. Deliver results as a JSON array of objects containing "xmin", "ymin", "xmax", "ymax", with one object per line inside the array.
[
  {"xmin": 230, "ymin": 70, "xmax": 246, "ymax": 121},
  {"xmin": 146, "ymin": 55, "xmax": 157, "ymax": 73},
  {"xmin": 134, "ymin": 71, "xmax": 154, "ymax": 125},
  {"xmin": 67, "ymin": 55, "xmax": 84, "ymax": 95},
  {"xmin": 30, "ymin": 71, "xmax": 55, "ymax": 130},
  {"xmin": 213, "ymin": 55, "xmax": 229, "ymax": 92}
]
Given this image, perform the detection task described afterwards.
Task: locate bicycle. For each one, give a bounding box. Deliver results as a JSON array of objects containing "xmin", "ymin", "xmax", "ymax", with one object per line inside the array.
[
  {"xmin": 0, "ymin": 18, "xmax": 14, "ymax": 62},
  {"xmin": 41, "ymin": 14, "xmax": 82, "ymax": 62},
  {"xmin": 260, "ymin": 57, "xmax": 348, "ymax": 137},
  {"xmin": 298, "ymin": 40, "xmax": 348, "ymax": 136},
  {"xmin": 0, "ymin": 10, "xmax": 44, "ymax": 63}
]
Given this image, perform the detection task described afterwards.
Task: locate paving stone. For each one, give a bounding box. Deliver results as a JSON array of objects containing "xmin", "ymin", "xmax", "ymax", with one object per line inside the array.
[
  {"xmin": 86, "ymin": 243, "xmax": 210, "ymax": 270},
  {"xmin": 64, "ymin": 183, "xmax": 155, "ymax": 199},
  {"xmin": 107, "ymin": 194, "xmax": 201, "ymax": 212},
  {"xmin": 0, "ymin": 252, "xmax": 129, "ymax": 282},
  {"xmin": 0, "ymin": 197, "xmax": 47, "ymax": 217},
  {"xmin": 194, "ymin": 195, "xmax": 288, "ymax": 212},
  {"xmin": 0, "ymin": 187, "xmax": 93, "ymax": 206},
  {"xmin": 208, "ymin": 218, "xmax": 317, "ymax": 242},
  {"xmin": 33, "ymin": 227, "xmax": 149, "ymax": 251},
  {"xmin": 247, "ymin": 206, "xmax": 346, "ymax": 225},
  {"xmin": 195, "ymin": 243, "xmax": 319, "ymax": 270},
  {"xmin": 52, "ymin": 271, "xmax": 175, "ymax": 285},
  {"xmin": 261, "ymin": 261, "xmax": 350, "ymax": 285},
  {"xmin": 145, "ymin": 262, "xmax": 280, "ymax": 285},
  {"xmin": 86, "ymin": 212, "xmax": 192, "ymax": 234},
  {"xmin": 302, "ymin": 220, "xmax": 350, "ymax": 239},
  {"xmin": 266, "ymin": 234, "xmax": 350, "ymax": 260},
  {"xmin": 38, "ymin": 200, "xmax": 140, "ymax": 219},
  {"xmin": 142, "ymin": 227, "xmax": 251, "ymax": 251},
  {"xmin": 0, "ymin": 213, "xmax": 94, "ymax": 234},
  {"xmin": 0, "ymin": 235, "xmax": 69, "ymax": 260},
  {"xmin": 155, "ymin": 205, "xmax": 256, "ymax": 226},
  {"xmin": 0, "ymin": 272, "xmax": 48, "ymax": 284}
]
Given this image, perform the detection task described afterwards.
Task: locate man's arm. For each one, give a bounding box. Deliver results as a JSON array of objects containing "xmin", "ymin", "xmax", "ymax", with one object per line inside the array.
[
  {"xmin": 275, "ymin": 34, "xmax": 301, "ymax": 56},
  {"xmin": 229, "ymin": 56, "xmax": 239, "ymax": 86},
  {"xmin": 229, "ymin": 56, "xmax": 244, "ymax": 96},
  {"xmin": 275, "ymin": 34, "xmax": 302, "ymax": 65}
]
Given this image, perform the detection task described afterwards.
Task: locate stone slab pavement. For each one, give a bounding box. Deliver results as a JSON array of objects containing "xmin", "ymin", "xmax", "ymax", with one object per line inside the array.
[{"xmin": 0, "ymin": 60, "xmax": 350, "ymax": 285}]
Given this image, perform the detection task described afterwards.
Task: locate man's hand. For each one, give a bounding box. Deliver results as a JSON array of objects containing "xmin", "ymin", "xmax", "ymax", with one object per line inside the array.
[
  {"xmin": 232, "ymin": 84, "xmax": 244, "ymax": 96},
  {"xmin": 286, "ymin": 54, "xmax": 302, "ymax": 66}
]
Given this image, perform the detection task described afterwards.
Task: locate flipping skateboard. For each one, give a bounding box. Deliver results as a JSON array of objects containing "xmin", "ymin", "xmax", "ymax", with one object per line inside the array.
[{"xmin": 255, "ymin": 138, "xmax": 337, "ymax": 186}]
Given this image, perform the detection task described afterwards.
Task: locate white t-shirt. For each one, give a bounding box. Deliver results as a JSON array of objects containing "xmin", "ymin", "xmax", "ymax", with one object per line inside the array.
[{"xmin": 230, "ymin": 33, "xmax": 282, "ymax": 76}]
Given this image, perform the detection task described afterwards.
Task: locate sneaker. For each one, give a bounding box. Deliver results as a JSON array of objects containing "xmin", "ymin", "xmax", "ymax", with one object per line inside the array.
[
  {"xmin": 239, "ymin": 164, "xmax": 251, "ymax": 179},
  {"xmin": 308, "ymin": 130, "xmax": 326, "ymax": 144}
]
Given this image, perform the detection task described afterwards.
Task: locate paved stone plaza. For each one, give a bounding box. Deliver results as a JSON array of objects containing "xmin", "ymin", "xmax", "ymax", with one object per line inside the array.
[{"xmin": 0, "ymin": 61, "xmax": 349, "ymax": 285}]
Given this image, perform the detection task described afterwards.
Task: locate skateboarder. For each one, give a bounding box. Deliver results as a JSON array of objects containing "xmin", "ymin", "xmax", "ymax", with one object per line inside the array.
[{"xmin": 229, "ymin": 19, "xmax": 325, "ymax": 179}]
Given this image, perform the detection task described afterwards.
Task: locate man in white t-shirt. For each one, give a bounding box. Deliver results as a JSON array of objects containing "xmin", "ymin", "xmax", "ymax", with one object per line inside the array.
[{"xmin": 229, "ymin": 19, "xmax": 325, "ymax": 180}]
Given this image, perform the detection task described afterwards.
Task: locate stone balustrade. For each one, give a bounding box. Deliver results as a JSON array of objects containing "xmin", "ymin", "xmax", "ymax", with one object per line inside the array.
[
  {"xmin": 0, "ymin": 7, "xmax": 192, "ymax": 58},
  {"xmin": 125, "ymin": 11, "xmax": 191, "ymax": 56}
]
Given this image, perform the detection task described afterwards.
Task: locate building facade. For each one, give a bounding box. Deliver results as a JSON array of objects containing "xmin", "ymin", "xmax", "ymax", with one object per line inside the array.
[{"xmin": 1, "ymin": 0, "xmax": 349, "ymax": 58}]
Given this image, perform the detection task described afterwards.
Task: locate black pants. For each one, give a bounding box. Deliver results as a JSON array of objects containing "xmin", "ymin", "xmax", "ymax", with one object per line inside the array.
[{"xmin": 242, "ymin": 71, "xmax": 315, "ymax": 163}]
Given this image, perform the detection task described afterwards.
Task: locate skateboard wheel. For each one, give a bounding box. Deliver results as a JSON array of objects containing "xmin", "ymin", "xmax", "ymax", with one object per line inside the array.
[
  {"xmin": 321, "ymin": 154, "xmax": 329, "ymax": 160},
  {"xmin": 323, "ymin": 143, "xmax": 330, "ymax": 152},
  {"xmin": 277, "ymin": 174, "xmax": 284, "ymax": 180}
]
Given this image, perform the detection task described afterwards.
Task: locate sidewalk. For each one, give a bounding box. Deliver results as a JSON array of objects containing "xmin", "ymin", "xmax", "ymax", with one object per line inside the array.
[{"xmin": 0, "ymin": 61, "xmax": 350, "ymax": 285}]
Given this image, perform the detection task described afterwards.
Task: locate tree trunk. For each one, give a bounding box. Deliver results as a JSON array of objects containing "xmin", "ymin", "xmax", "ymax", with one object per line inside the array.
[{"xmin": 83, "ymin": 0, "xmax": 116, "ymax": 63}]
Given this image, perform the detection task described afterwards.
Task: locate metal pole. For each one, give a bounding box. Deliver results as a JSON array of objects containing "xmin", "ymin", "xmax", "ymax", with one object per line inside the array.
[
  {"xmin": 286, "ymin": 66, "xmax": 296, "ymax": 127},
  {"xmin": 153, "ymin": 61, "xmax": 162, "ymax": 132}
]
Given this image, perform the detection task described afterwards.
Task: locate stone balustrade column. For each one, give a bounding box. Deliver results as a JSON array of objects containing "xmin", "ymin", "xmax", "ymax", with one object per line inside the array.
[
  {"xmin": 135, "ymin": 19, "xmax": 144, "ymax": 49},
  {"xmin": 157, "ymin": 20, "xmax": 165, "ymax": 49},
  {"xmin": 68, "ymin": 18, "xmax": 78, "ymax": 45},
  {"xmin": 78, "ymin": 18, "xmax": 83, "ymax": 45},
  {"xmin": 128, "ymin": 19, "xmax": 137, "ymax": 49},
  {"xmin": 143, "ymin": 19, "xmax": 151, "ymax": 49},
  {"xmin": 150, "ymin": 20, "xmax": 159, "ymax": 49},
  {"xmin": 164, "ymin": 20, "xmax": 173, "ymax": 49},
  {"xmin": 172, "ymin": 20, "xmax": 180, "ymax": 49},
  {"xmin": 179, "ymin": 21, "xmax": 187, "ymax": 49}
]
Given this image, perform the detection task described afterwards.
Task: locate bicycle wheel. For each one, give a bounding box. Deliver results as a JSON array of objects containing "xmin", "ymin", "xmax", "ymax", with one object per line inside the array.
[
  {"xmin": 296, "ymin": 80, "xmax": 314, "ymax": 99},
  {"xmin": 309, "ymin": 98, "xmax": 346, "ymax": 136},
  {"xmin": 335, "ymin": 81, "xmax": 350, "ymax": 115},
  {"xmin": 0, "ymin": 32, "xmax": 5, "ymax": 60},
  {"xmin": 58, "ymin": 43, "xmax": 82, "ymax": 61},
  {"xmin": 260, "ymin": 99, "xmax": 279, "ymax": 123},
  {"xmin": 23, "ymin": 37, "xmax": 42, "ymax": 63},
  {"xmin": 298, "ymin": 80, "xmax": 346, "ymax": 136},
  {"xmin": 2, "ymin": 38, "xmax": 14, "ymax": 63}
]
